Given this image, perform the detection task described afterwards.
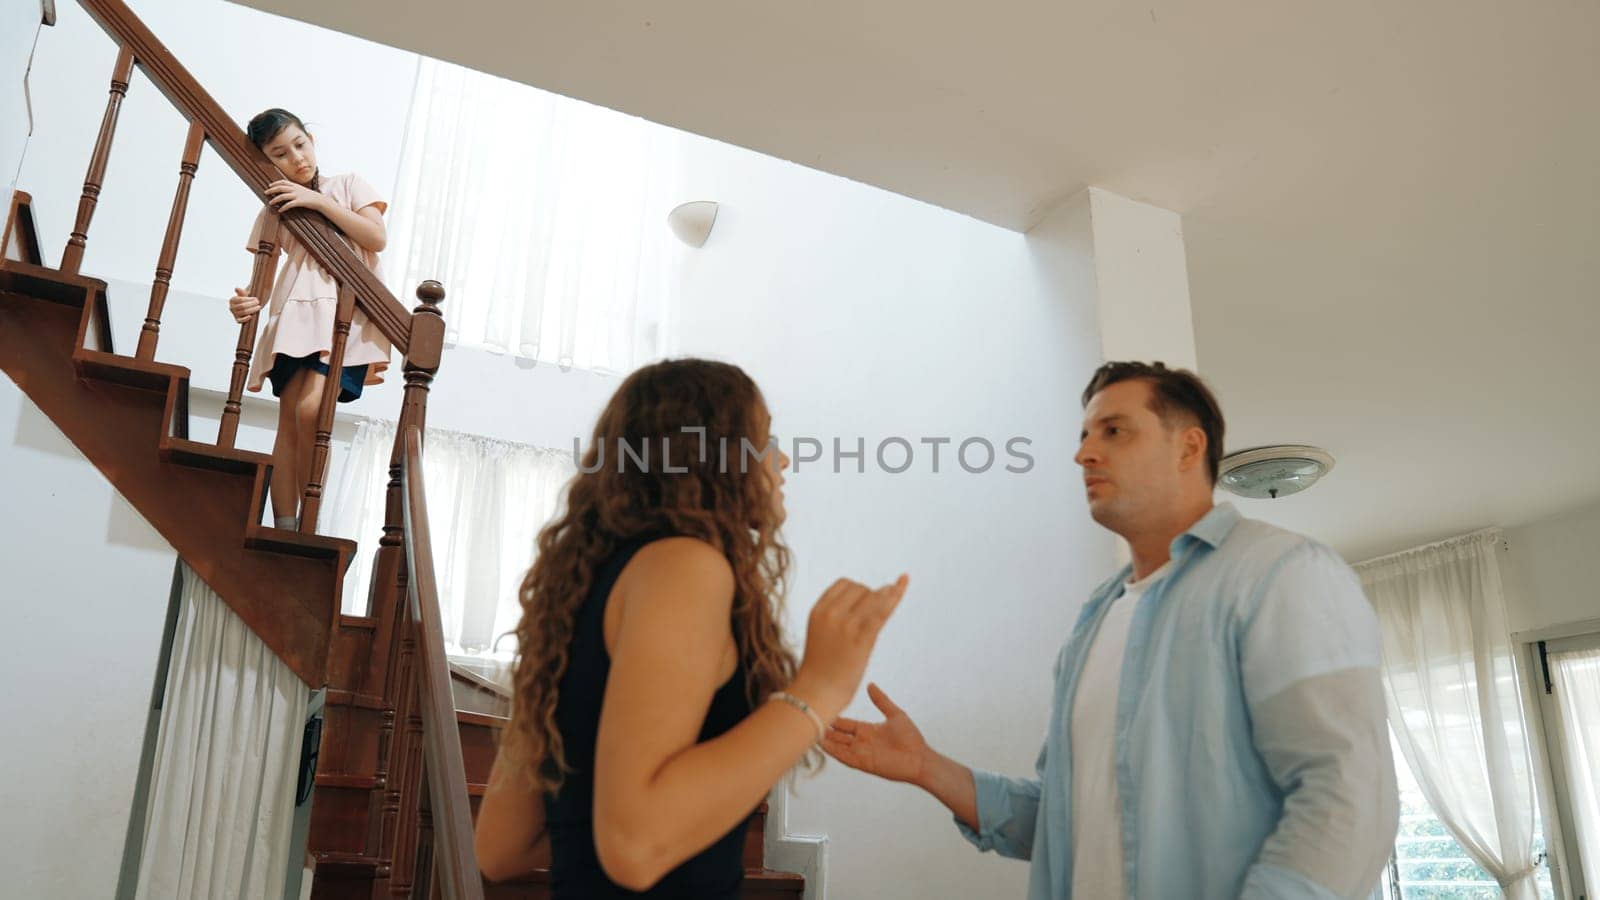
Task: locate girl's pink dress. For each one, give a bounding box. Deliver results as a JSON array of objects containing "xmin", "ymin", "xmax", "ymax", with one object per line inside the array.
[{"xmin": 244, "ymin": 172, "xmax": 392, "ymax": 393}]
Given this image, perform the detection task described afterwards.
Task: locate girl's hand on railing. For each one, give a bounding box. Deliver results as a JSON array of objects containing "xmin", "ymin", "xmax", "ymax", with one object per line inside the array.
[
  {"xmin": 265, "ymin": 179, "xmax": 327, "ymax": 213},
  {"xmin": 228, "ymin": 287, "xmax": 262, "ymax": 323}
]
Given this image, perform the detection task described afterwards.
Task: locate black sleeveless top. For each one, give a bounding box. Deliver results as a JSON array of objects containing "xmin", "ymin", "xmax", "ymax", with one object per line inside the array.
[{"xmin": 544, "ymin": 536, "xmax": 756, "ymax": 899}]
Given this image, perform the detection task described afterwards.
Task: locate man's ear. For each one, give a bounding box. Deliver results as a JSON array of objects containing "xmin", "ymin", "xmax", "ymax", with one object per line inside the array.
[{"xmin": 1179, "ymin": 425, "xmax": 1207, "ymax": 473}]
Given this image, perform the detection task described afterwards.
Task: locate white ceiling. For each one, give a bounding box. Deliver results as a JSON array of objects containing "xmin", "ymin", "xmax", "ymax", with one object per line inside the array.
[{"xmin": 238, "ymin": 0, "xmax": 1600, "ymax": 561}]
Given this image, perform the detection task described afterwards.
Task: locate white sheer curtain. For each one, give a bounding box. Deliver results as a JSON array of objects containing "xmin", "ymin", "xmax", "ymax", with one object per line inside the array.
[
  {"xmin": 384, "ymin": 57, "xmax": 686, "ymax": 373},
  {"xmin": 134, "ymin": 562, "xmax": 309, "ymax": 900},
  {"xmin": 327, "ymin": 418, "xmax": 575, "ymax": 657},
  {"xmin": 1549, "ymin": 646, "xmax": 1600, "ymax": 894},
  {"xmin": 1357, "ymin": 529, "xmax": 1543, "ymax": 900}
]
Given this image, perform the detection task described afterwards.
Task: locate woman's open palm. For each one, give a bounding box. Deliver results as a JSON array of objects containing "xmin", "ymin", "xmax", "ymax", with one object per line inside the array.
[{"xmin": 822, "ymin": 683, "xmax": 929, "ymax": 785}]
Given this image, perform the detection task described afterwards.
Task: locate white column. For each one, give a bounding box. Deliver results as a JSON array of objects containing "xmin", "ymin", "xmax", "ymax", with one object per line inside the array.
[{"xmin": 1030, "ymin": 186, "xmax": 1198, "ymax": 372}]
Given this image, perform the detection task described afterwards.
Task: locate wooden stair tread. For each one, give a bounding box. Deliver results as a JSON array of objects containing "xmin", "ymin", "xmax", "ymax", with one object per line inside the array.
[
  {"xmin": 0, "ymin": 258, "xmax": 115, "ymax": 354},
  {"xmin": 0, "ymin": 257, "xmax": 106, "ymax": 305},
  {"xmin": 246, "ymin": 523, "xmax": 356, "ymax": 561},
  {"xmin": 314, "ymin": 773, "xmax": 382, "ymax": 791},
  {"xmin": 77, "ymin": 348, "xmax": 190, "ymax": 392},
  {"xmin": 458, "ymin": 708, "xmax": 509, "ymax": 728},
  {"xmin": 163, "ymin": 437, "xmax": 272, "ymax": 474}
]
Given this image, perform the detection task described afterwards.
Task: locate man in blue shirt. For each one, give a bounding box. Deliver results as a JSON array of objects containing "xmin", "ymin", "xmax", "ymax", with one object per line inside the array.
[{"xmin": 825, "ymin": 362, "xmax": 1398, "ymax": 899}]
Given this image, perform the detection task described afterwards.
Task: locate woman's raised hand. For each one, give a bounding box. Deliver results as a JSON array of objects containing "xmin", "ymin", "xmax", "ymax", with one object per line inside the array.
[
  {"xmin": 823, "ymin": 683, "xmax": 931, "ymax": 785},
  {"xmin": 788, "ymin": 575, "xmax": 909, "ymax": 723},
  {"xmin": 228, "ymin": 287, "xmax": 261, "ymax": 324}
]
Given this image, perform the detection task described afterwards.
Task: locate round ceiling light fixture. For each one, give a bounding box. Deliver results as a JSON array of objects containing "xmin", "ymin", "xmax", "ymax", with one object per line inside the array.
[{"xmin": 1218, "ymin": 445, "xmax": 1336, "ymax": 500}]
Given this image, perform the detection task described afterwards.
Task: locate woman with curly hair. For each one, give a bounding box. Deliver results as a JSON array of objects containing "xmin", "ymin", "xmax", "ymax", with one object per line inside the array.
[{"xmin": 475, "ymin": 358, "xmax": 908, "ymax": 897}]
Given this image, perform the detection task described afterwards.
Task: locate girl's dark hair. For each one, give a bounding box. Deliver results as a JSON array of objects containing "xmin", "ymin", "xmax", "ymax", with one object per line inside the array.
[
  {"xmin": 246, "ymin": 108, "xmax": 318, "ymax": 189},
  {"xmin": 246, "ymin": 108, "xmax": 309, "ymax": 149}
]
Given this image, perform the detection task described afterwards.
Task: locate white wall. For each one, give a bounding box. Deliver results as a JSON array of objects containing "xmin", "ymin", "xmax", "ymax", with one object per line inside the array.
[
  {"xmin": 2, "ymin": 2, "xmax": 45, "ymax": 202},
  {"xmin": 2, "ymin": 1, "xmax": 44, "ymax": 203},
  {"xmin": 1504, "ymin": 499, "xmax": 1600, "ymax": 637},
  {"xmin": 0, "ymin": 378, "xmax": 178, "ymax": 899},
  {"xmin": 673, "ymin": 139, "xmax": 1112, "ymax": 898}
]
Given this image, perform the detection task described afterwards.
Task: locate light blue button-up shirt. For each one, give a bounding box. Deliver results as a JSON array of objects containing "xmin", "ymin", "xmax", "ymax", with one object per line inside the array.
[{"xmin": 957, "ymin": 504, "xmax": 1398, "ymax": 899}]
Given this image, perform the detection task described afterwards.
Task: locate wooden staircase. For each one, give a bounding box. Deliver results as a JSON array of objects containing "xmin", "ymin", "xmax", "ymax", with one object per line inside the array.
[
  {"xmin": 3, "ymin": 182, "xmax": 454, "ymax": 895},
  {"xmin": 1, "ymin": 194, "xmax": 349, "ymax": 684},
  {"xmin": 4, "ymin": 2, "xmax": 813, "ymax": 895}
]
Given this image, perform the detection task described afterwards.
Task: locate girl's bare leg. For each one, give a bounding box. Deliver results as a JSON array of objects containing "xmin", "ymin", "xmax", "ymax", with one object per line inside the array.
[
  {"xmin": 293, "ymin": 369, "xmax": 329, "ymax": 530},
  {"xmin": 269, "ymin": 366, "xmax": 307, "ymax": 523}
]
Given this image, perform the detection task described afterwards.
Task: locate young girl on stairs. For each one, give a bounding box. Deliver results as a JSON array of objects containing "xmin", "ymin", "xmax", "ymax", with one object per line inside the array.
[{"xmin": 227, "ymin": 108, "xmax": 392, "ymax": 530}]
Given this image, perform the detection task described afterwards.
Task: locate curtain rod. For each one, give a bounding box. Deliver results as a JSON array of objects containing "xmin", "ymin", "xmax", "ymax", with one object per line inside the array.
[{"xmin": 1352, "ymin": 526, "xmax": 1505, "ymax": 569}]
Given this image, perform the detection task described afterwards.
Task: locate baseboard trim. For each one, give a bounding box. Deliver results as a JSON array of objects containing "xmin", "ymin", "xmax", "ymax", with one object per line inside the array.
[{"xmin": 764, "ymin": 772, "xmax": 827, "ymax": 900}]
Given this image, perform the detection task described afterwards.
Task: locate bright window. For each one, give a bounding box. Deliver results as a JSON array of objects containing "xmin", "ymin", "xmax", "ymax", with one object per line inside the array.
[{"xmin": 1388, "ymin": 736, "xmax": 1555, "ymax": 900}]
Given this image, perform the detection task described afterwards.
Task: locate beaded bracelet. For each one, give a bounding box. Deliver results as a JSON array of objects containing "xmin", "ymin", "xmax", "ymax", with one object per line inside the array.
[{"xmin": 768, "ymin": 691, "xmax": 827, "ymax": 744}]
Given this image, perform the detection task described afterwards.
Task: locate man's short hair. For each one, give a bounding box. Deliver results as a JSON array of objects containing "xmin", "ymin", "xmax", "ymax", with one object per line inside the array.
[{"xmin": 1081, "ymin": 361, "xmax": 1226, "ymax": 484}]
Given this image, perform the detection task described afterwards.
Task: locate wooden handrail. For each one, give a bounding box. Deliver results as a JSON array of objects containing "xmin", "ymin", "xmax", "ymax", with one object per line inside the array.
[
  {"xmin": 402, "ymin": 425, "xmax": 485, "ymax": 900},
  {"xmin": 72, "ymin": 0, "xmax": 413, "ymax": 354}
]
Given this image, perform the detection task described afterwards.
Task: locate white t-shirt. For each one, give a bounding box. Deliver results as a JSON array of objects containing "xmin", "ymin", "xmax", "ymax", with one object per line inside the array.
[{"xmin": 1070, "ymin": 562, "xmax": 1171, "ymax": 899}]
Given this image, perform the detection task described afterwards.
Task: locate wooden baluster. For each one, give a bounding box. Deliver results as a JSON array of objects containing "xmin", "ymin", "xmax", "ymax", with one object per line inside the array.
[
  {"xmin": 137, "ymin": 121, "xmax": 205, "ymax": 360},
  {"xmin": 61, "ymin": 47, "xmax": 135, "ymax": 275},
  {"xmin": 369, "ymin": 704, "xmax": 398, "ymax": 869},
  {"xmin": 382, "ymin": 616, "xmax": 418, "ymax": 896},
  {"xmin": 299, "ymin": 282, "xmax": 358, "ymax": 532},
  {"xmin": 389, "ymin": 629, "xmax": 426, "ymax": 898},
  {"xmin": 368, "ymin": 589, "xmax": 414, "ymax": 898},
  {"xmin": 400, "ymin": 281, "xmax": 447, "ymax": 436},
  {"xmin": 375, "ymin": 282, "xmax": 447, "ymax": 895},
  {"xmin": 413, "ymin": 757, "xmax": 437, "ymax": 900},
  {"xmin": 371, "ymin": 281, "xmax": 447, "ymax": 894},
  {"xmin": 366, "ymin": 279, "xmax": 447, "ymax": 677},
  {"xmin": 382, "ymin": 283, "xmax": 448, "ymax": 557},
  {"xmin": 364, "ymin": 425, "xmax": 417, "ymax": 884},
  {"xmin": 396, "ymin": 280, "xmax": 448, "ymax": 458},
  {"xmin": 218, "ymin": 213, "xmax": 280, "ymax": 448}
]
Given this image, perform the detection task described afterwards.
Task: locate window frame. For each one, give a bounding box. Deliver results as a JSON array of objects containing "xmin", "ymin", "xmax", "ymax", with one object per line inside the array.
[{"xmin": 1515, "ymin": 621, "xmax": 1600, "ymax": 900}]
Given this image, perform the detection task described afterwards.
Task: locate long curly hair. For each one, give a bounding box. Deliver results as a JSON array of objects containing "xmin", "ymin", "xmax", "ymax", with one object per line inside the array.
[{"xmin": 502, "ymin": 358, "xmax": 799, "ymax": 792}]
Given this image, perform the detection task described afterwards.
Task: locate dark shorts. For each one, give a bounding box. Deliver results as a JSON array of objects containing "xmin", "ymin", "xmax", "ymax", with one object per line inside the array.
[{"xmin": 266, "ymin": 352, "xmax": 370, "ymax": 403}]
